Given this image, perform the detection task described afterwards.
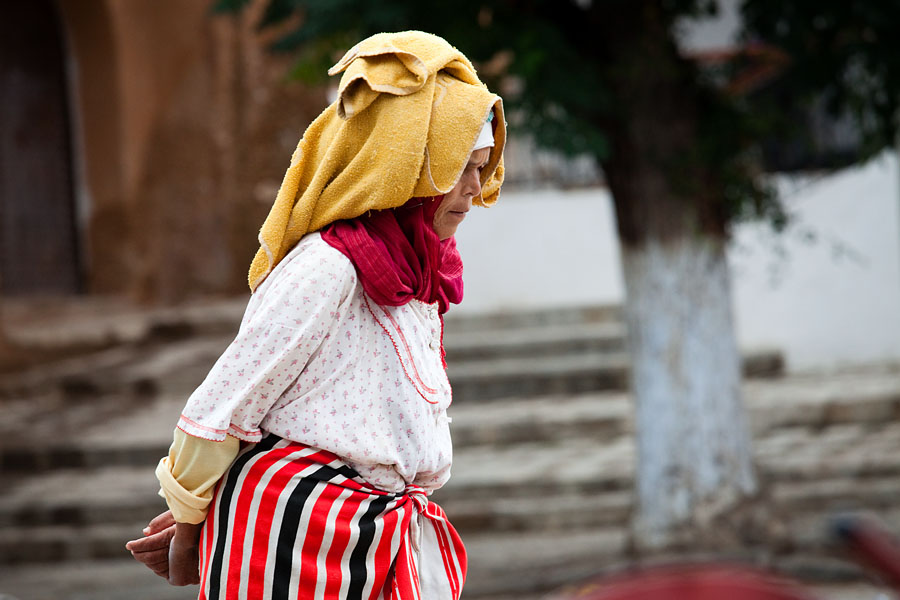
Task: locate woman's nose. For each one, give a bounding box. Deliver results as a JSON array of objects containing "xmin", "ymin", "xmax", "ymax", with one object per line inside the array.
[{"xmin": 468, "ymin": 171, "xmax": 482, "ymax": 198}]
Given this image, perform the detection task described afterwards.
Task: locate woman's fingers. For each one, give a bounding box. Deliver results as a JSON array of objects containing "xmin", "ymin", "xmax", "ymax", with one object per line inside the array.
[
  {"xmin": 125, "ymin": 526, "xmax": 174, "ymax": 553},
  {"xmin": 129, "ymin": 545, "xmax": 169, "ymax": 564},
  {"xmin": 144, "ymin": 557, "xmax": 169, "ymax": 578},
  {"xmin": 144, "ymin": 510, "xmax": 176, "ymax": 535},
  {"xmin": 126, "ymin": 521, "xmax": 177, "ymax": 578}
]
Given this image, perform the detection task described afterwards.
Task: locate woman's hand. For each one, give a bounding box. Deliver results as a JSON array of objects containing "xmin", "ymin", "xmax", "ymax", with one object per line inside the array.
[
  {"xmin": 125, "ymin": 510, "xmax": 177, "ymax": 578},
  {"xmin": 167, "ymin": 522, "xmax": 203, "ymax": 586},
  {"xmin": 126, "ymin": 512, "xmax": 202, "ymax": 585}
]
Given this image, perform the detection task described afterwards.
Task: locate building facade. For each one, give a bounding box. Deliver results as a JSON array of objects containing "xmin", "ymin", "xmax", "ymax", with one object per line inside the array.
[{"xmin": 1, "ymin": 0, "xmax": 325, "ymax": 301}]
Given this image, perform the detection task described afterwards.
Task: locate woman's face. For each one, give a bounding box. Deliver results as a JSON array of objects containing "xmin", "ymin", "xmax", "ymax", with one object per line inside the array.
[{"xmin": 432, "ymin": 147, "xmax": 491, "ymax": 240}]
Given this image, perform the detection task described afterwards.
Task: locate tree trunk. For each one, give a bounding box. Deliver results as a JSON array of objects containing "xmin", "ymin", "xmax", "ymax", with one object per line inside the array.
[
  {"xmin": 621, "ymin": 235, "xmax": 756, "ymax": 550},
  {"xmin": 594, "ymin": 0, "xmax": 765, "ymax": 552}
]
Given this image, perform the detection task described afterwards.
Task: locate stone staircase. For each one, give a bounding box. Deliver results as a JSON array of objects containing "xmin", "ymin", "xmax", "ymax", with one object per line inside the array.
[
  {"xmin": 0, "ymin": 301, "xmax": 783, "ymax": 408},
  {"xmin": 0, "ymin": 300, "xmax": 898, "ymax": 599},
  {"xmin": 442, "ymin": 386, "xmax": 900, "ymax": 597}
]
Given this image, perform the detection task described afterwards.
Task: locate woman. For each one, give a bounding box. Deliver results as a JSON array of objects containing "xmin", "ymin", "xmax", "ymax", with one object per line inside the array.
[{"xmin": 126, "ymin": 30, "xmax": 505, "ymax": 600}]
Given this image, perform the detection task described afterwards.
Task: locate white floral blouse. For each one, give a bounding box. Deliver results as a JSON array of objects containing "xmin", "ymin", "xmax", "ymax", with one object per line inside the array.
[{"xmin": 177, "ymin": 232, "xmax": 454, "ymax": 494}]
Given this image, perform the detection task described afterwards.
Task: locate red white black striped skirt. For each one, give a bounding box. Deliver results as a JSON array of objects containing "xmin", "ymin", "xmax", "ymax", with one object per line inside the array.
[{"xmin": 198, "ymin": 435, "xmax": 466, "ymax": 600}]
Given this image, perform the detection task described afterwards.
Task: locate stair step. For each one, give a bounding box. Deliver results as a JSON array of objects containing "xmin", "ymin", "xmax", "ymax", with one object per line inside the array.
[
  {"xmin": 444, "ymin": 438, "xmax": 635, "ymax": 500},
  {"xmin": 1, "ymin": 316, "xmax": 787, "ymax": 410},
  {"xmin": 758, "ymin": 423, "xmax": 900, "ymax": 480},
  {"xmin": 781, "ymin": 506, "xmax": 900, "ymax": 554},
  {"xmin": 443, "ymin": 321, "xmax": 627, "ymax": 362},
  {"xmin": 2, "ymin": 298, "xmax": 786, "ymax": 406},
  {"xmin": 0, "ymin": 465, "xmax": 163, "ymax": 528},
  {"xmin": 450, "ymin": 392, "xmax": 631, "ymax": 448},
  {"xmin": 745, "ymin": 370, "xmax": 900, "ymax": 431},
  {"xmin": 448, "ymin": 352, "xmax": 631, "ymax": 401},
  {"xmin": 1, "ymin": 297, "xmax": 896, "ymax": 596},
  {"xmin": 459, "ymin": 529, "xmax": 863, "ymax": 599},
  {"xmin": 0, "ymin": 557, "xmax": 198, "ymax": 600},
  {"xmin": 445, "ymin": 319, "xmax": 785, "ymax": 381},
  {"xmin": 0, "ymin": 336, "xmax": 227, "ymax": 401},
  {"xmin": 0, "ymin": 439, "xmax": 637, "ymax": 533},
  {"xmin": 772, "ymin": 476, "xmax": 900, "ymax": 513},
  {"xmin": 0, "ymin": 521, "xmax": 150, "ymax": 565},
  {"xmin": 448, "ymin": 349, "xmax": 784, "ymax": 402},
  {"xmin": 444, "ymin": 305, "xmax": 624, "ymax": 333},
  {"xmin": 4, "ymin": 297, "xmax": 244, "ymax": 352},
  {"xmin": 3, "ymin": 428, "xmax": 900, "ymax": 566},
  {"xmin": 3, "ymin": 422, "xmax": 898, "ymax": 530},
  {"xmin": 3, "ymin": 369, "xmax": 899, "ymax": 476},
  {"xmin": 439, "ymin": 491, "xmax": 633, "ymax": 534},
  {"xmin": 462, "ymin": 526, "xmax": 630, "ymax": 598},
  {"xmin": 0, "ymin": 443, "xmax": 167, "ymax": 474}
]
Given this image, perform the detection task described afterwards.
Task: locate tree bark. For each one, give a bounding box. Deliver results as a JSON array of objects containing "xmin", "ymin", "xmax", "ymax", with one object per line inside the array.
[{"xmin": 621, "ymin": 236, "xmax": 756, "ymax": 550}]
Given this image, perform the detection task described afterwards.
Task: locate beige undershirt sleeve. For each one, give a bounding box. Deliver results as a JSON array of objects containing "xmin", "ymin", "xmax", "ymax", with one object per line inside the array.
[{"xmin": 156, "ymin": 428, "xmax": 241, "ymax": 524}]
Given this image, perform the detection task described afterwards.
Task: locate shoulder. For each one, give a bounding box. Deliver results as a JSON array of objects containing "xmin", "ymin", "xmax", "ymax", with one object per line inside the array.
[
  {"xmin": 243, "ymin": 233, "xmax": 360, "ymax": 328},
  {"xmin": 260, "ymin": 232, "xmax": 358, "ymax": 295}
]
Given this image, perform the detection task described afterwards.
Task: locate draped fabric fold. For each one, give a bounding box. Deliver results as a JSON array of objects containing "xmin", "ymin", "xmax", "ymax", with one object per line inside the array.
[{"xmin": 248, "ymin": 30, "xmax": 506, "ymax": 291}]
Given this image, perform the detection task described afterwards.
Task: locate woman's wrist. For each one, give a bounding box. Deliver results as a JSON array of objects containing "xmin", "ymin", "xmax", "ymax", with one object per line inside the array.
[
  {"xmin": 167, "ymin": 521, "xmax": 203, "ymax": 586},
  {"xmin": 173, "ymin": 521, "xmax": 203, "ymax": 545}
]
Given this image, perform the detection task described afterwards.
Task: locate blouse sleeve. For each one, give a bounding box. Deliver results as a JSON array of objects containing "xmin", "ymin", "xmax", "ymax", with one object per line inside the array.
[
  {"xmin": 177, "ymin": 239, "xmax": 358, "ymax": 442},
  {"xmin": 156, "ymin": 428, "xmax": 240, "ymax": 524}
]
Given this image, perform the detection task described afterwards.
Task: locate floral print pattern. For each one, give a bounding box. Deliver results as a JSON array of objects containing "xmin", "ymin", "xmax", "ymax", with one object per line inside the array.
[{"xmin": 178, "ymin": 233, "xmax": 453, "ymax": 493}]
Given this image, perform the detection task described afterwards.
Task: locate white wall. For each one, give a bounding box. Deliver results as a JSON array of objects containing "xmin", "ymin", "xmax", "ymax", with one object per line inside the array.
[
  {"xmin": 454, "ymin": 187, "xmax": 625, "ymax": 313},
  {"xmin": 454, "ymin": 152, "xmax": 900, "ymax": 373},
  {"xmin": 730, "ymin": 152, "xmax": 900, "ymax": 371}
]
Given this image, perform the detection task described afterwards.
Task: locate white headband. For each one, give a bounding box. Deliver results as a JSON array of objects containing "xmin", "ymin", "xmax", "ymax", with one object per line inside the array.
[{"xmin": 472, "ymin": 120, "xmax": 494, "ymax": 150}]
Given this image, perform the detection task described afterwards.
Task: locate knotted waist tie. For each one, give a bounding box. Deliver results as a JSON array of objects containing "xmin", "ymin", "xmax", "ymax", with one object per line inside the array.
[{"xmin": 393, "ymin": 484, "xmax": 467, "ymax": 600}]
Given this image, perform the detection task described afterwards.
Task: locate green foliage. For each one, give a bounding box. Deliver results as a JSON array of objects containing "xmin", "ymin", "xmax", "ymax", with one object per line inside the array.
[
  {"xmin": 214, "ymin": 0, "xmax": 900, "ymax": 230},
  {"xmin": 210, "ymin": 0, "xmax": 252, "ymax": 14},
  {"xmin": 742, "ymin": 0, "xmax": 900, "ymax": 166},
  {"xmin": 214, "ymin": 0, "xmax": 611, "ymax": 161}
]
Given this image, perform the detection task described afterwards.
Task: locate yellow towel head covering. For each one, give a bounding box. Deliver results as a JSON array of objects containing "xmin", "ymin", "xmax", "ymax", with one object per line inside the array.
[{"xmin": 248, "ymin": 30, "xmax": 507, "ymax": 291}]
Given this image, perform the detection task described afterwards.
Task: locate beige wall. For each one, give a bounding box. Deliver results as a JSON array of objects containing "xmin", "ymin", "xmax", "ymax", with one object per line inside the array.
[
  {"xmin": 58, "ymin": 0, "xmax": 326, "ymax": 301},
  {"xmin": 58, "ymin": 0, "xmax": 125, "ymax": 293}
]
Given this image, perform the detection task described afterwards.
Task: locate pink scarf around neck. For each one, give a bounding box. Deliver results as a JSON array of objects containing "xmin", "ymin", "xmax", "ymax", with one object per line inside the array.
[{"xmin": 320, "ymin": 196, "xmax": 464, "ymax": 314}]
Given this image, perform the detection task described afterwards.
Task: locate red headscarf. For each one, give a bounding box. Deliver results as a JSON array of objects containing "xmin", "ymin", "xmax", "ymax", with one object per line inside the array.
[{"xmin": 320, "ymin": 196, "xmax": 464, "ymax": 314}]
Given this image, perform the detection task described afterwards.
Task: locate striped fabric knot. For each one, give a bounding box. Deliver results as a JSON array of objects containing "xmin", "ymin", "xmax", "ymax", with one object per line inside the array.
[
  {"xmin": 403, "ymin": 484, "xmax": 429, "ymax": 509},
  {"xmin": 391, "ymin": 483, "xmax": 467, "ymax": 600},
  {"xmin": 403, "ymin": 485, "xmax": 429, "ymax": 553},
  {"xmin": 199, "ymin": 436, "xmax": 466, "ymax": 600}
]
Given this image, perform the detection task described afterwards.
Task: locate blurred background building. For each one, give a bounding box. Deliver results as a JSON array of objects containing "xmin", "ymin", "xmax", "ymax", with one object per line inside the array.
[
  {"xmin": 2, "ymin": 0, "xmax": 897, "ymax": 372},
  {"xmin": 1, "ymin": 0, "xmax": 326, "ymax": 302}
]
